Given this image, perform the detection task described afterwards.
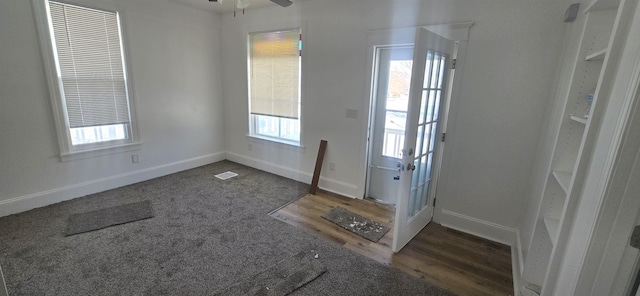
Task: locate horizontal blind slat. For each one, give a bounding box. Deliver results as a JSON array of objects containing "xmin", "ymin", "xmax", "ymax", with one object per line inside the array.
[
  {"xmin": 249, "ymin": 29, "xmax": 300, "ymax": 119},
  {"xmin": 49, "ymin": 1, "xmax": 130, "ymax": 129}
]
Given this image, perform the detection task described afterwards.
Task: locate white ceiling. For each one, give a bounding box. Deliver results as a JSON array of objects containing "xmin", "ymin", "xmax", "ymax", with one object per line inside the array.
[{"xmin": 169, "ymin": 0, "xmax": 282, "ymax": 14}]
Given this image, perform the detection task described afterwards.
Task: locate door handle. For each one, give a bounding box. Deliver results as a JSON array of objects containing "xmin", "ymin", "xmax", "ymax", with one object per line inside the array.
[{"xmin": 407, "ymin": 163, "xmax": 416, "ymax": 171}]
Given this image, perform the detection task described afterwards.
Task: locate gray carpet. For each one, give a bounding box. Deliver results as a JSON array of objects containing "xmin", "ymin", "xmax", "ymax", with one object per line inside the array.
[
  {"xmin": 0, "ymin": 264, "xmax": 7, "ymax": 296},
  {"xmin": 322, "ymin": 206, "xmax": 390, "ymax": 242},
  {"xmin": 216, "ymin": 251, "xmax": 326, "ymax": 295},
  {"xmin": 0, "ymin": 160, "xmax": 452, "ymax": 295},
  {"xmin": 66, "ymin": 200, "xmax": 154, "ymax": 236}
]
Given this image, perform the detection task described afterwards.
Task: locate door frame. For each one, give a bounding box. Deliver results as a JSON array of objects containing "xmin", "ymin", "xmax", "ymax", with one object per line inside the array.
[{"xmin": 360, "ymin": 23, "xmax": 473, "ymax": 223}]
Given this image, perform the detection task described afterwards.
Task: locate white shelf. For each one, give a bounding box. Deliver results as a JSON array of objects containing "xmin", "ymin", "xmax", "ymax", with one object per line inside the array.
[
  {"xmin": 570, "ymin": 115, "xmax": 588, "ymax": 124},
  {"xmin": 544, "ymin": 217, "xmax": 560, "ymax": 245},
  {"xmin": 585, "ymin": 48, "xmax": 607, "ymax": 61},
  {"xmin": 584, "ymin": 0, "xmax": 620, "ymax": 13},
  {"xmin": 552, "ymin": 170, "xmax": 572, "ymax": 194}
]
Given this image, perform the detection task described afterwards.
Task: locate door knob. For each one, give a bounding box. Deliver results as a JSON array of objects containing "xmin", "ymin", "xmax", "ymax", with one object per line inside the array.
[{"xmin": 407, "ymin": 163, "xmax": 416, "ymax": 171}]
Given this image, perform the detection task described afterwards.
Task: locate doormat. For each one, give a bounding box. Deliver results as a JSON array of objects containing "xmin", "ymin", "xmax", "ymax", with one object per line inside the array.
[
  {"xmin": 321, "ymin": 207, "xmax": 390, "ymax": 242},
  {"xmin": 65, "ymin": 200, "xmax": 154, "ymax": 236},
  {"xmin": 214, "ymin": 171, "xmax": 238, "ymax": 180},
  {"xmin": 215, "ymin": 251, "xmax": 326, "ymax": 296}
]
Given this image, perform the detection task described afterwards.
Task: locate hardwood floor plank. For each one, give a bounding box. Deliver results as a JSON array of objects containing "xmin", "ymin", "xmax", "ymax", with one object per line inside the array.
[{"xmin": 270, "ymin": 192, "xmax": 514, "ymax": 296}]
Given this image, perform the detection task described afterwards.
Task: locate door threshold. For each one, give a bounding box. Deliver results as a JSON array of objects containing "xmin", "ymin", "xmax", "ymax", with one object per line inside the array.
[{"xmin": 365, "ymin": 196, "xmax": 396, "ymax": 207}]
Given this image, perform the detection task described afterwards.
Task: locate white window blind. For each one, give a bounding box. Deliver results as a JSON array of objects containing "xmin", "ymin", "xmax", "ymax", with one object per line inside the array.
[
  {"xmin": 249, "ymin": 29, "xmax": 301, "ymax": 119},
  {"xmin": 49, "ymin": 1, "xmax": 130, "ymax": 129}
]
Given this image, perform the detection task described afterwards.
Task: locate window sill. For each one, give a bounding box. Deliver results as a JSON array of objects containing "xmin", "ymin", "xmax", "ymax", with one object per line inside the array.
[
  {"xmin": 246, "ymin": 135, "xmax": 305, "ymax": 152},
  {"xmin": 60, "ymin": 142, "xmax": 142, "ymax": 162}
]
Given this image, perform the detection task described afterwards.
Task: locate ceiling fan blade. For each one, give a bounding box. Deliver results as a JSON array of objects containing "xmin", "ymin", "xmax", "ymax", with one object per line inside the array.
[{"xmin": 270, "ymin": 0, "xmax": 292, "ymax": 7}]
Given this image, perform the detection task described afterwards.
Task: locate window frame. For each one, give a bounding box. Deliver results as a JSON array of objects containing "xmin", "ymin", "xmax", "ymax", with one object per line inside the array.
[
  {"xmin": 246, "ymin": 22, "xmax": 305, "ymax": 148},
  {"xmin": 32, "ymin": 0, "xmax": 140, "ymax": 161}
]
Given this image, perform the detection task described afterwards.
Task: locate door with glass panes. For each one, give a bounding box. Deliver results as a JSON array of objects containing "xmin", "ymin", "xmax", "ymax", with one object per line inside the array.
[
  {"xmin": 367, "ymin": 46, "xmax": 414, "ymax": 205},
  {"xmin": 391, "ymin": 28, "xmax": 455, "ymax": 252}
]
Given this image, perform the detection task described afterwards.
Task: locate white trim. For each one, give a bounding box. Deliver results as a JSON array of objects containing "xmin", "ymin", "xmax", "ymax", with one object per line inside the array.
[
  {"xmin": 225, "ymin": 151, "xmax": 359, "ymax": 198},
  {"xmin": 422, "ymin": 22, "xmax": 474, "ymax": 41},
  {"xmin": 246, "ymin": 135, "xmax": 305, "ymax": 152},
  {"xmin": 517, "ymin": 231, "xmax": 525, "ymax": 274},
  {"xmin": 0, "ymin": 152, "xmax": 225, "ymax": 218},
  {"xmin": 512, "ymin": 232, "xmax": 524, "ymax": 296},
  {"xmin": 439, "ymin": 209, "xmax": 518, "ymax": 246},
  {"xmin": 438, "ymin": 209, "xmax": 521, "ymax": 295},
  {"xmin": 60, "ymin": 142, "xmax": 142, "ymax": 162},
  {"xmin": 553, "ymin": 1, "xmax": 640, "ymax": 294},
  {"xmin": 576, "ymin": 6, "xmax": 640, "ymax": 293},
  {"xmin": 31, "ymin": 0, "xmax": 141, "ymax": 158}
]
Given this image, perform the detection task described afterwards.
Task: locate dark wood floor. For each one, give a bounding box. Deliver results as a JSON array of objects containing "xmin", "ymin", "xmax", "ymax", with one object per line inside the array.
[{"xmin": 270, "ymin": 192, "xmax": 514, "ymax": 296}]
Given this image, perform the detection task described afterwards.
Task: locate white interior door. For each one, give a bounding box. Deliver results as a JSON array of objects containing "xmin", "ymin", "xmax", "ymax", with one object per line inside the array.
[{"xmin": 392, "ymin": 28, "xmax": 455, "ymax": 252}]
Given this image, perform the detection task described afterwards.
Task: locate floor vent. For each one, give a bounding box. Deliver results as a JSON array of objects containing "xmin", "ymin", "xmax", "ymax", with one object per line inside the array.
[{"xmin": 215, "ymin": 171, "xmax": 238, "ymax": 180}]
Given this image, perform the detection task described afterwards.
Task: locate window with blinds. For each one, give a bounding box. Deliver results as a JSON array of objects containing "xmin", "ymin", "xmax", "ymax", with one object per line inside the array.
[
  {"xmin": 248, "ymin": 28, "xmax": 302, "ymax": 143},
  {"xmin": 46, "ymin": 1, "xmax": 133, "ymax": 147}
]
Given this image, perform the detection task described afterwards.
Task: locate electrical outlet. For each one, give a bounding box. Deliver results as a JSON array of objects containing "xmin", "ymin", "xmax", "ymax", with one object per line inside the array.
[
  {"xmin": 131, "ymin": 154, "xmax": 139, "ymax": 163},
  {"xmin": 346, "ymin": 109, "xmax": 358, "ymax": 119},
  {"xmin": 329, "ymin": 162, "xmax": 336, "ymax": 171}
]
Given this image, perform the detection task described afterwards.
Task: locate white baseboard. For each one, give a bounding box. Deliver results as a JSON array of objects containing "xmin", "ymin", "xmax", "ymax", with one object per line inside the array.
[
  {"xmin": 225, "ymin": 151, "xmax": 360, "ymax": 198},
  {"xmin": 0, "ymin": 152, "xmax": 226, "ymax": 218},
  {"xmin": 439, "ymin": 209, "xmax": 518, "ymax": 245},
  {"xmin": 438, "ymin": 209, "xmax": 522, "ymax": 295},
  {"xmin": 512, "ymin": 230, "xmax": 524, "ymax": 296}
]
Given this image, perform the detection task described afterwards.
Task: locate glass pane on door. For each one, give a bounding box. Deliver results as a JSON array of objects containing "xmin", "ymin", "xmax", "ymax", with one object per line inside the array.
[
  {"xmin": 382, "ymin": 59, "xmax": 413, "ymax": 159},
  {"xmin": 408, "ymin": 51, "xmax": 448, "ymax": 218}
]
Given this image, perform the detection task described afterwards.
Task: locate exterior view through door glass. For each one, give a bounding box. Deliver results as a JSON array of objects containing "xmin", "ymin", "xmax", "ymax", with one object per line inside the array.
[
  {"xmin": 367, "ymin": 47, "xmax": 413, "ymax": 205},
  {"xmin": 392, "ymin": 28, "xmax": 455, "ymax": 252}
]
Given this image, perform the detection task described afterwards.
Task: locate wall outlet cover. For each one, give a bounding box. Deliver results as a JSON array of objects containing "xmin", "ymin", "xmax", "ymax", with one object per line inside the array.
[{"xmin": 346, "ymin": 109, "xmax": 358, "ymax": 119}]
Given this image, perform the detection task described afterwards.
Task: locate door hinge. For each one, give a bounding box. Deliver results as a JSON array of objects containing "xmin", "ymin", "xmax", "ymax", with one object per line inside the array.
[
  {"xmin": 441, "ymin": 132, "xmax": 446, "ymax": 142},
  {"xmin": 433, "ymin": 198, "xmax": 437, "ymax": 207},
  {"xmin": 452, "ymin": 59, "xmax": 457, "ymax": 69}
]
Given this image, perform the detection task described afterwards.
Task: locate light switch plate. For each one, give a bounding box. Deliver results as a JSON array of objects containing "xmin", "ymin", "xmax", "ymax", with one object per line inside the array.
[{"xmin": 346, "ymin": 109, "xmax": 358, "ymax": 119}]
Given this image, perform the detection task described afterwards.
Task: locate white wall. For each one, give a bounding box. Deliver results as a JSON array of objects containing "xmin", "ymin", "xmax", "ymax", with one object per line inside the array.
[
  {"xmin": 0, "ymin": 0, "xmax": 225, "ymax": 215},
  {"xmin": 221, "ymin": 0, "xmax": 573, "ymax": 239},
  {"xmin": 0, "ymin": 0, "xmax": 577, "ymax": 246}
]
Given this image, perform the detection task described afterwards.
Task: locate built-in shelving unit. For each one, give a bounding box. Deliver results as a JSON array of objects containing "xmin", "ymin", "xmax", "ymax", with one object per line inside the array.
[
  {"xmin": 585, "ymin": 48, "xmax": 607, "ymax": 61},
  {"xmin": 585, "ymin": 0, "xmax": 621, "ymax": 12},
  {"xmin": 543, "ymin": 217, "xmax": 560, "ymax": 245},
  {"xmin": 552, "ymin": 170, "xmax": 572, "ymax": 194},
  {"xmin": 570, "ymin": 115, "xmax": 588, "ymax": 124},
  {"xmin": 521, "ymin": 0, "xmax": 630, "ymax": 294}
]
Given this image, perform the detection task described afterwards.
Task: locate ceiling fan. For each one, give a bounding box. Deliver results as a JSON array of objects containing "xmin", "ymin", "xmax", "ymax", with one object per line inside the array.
[{"xmin": 208, "ymin": 0, "xmax": 292, "ymax": 8}]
